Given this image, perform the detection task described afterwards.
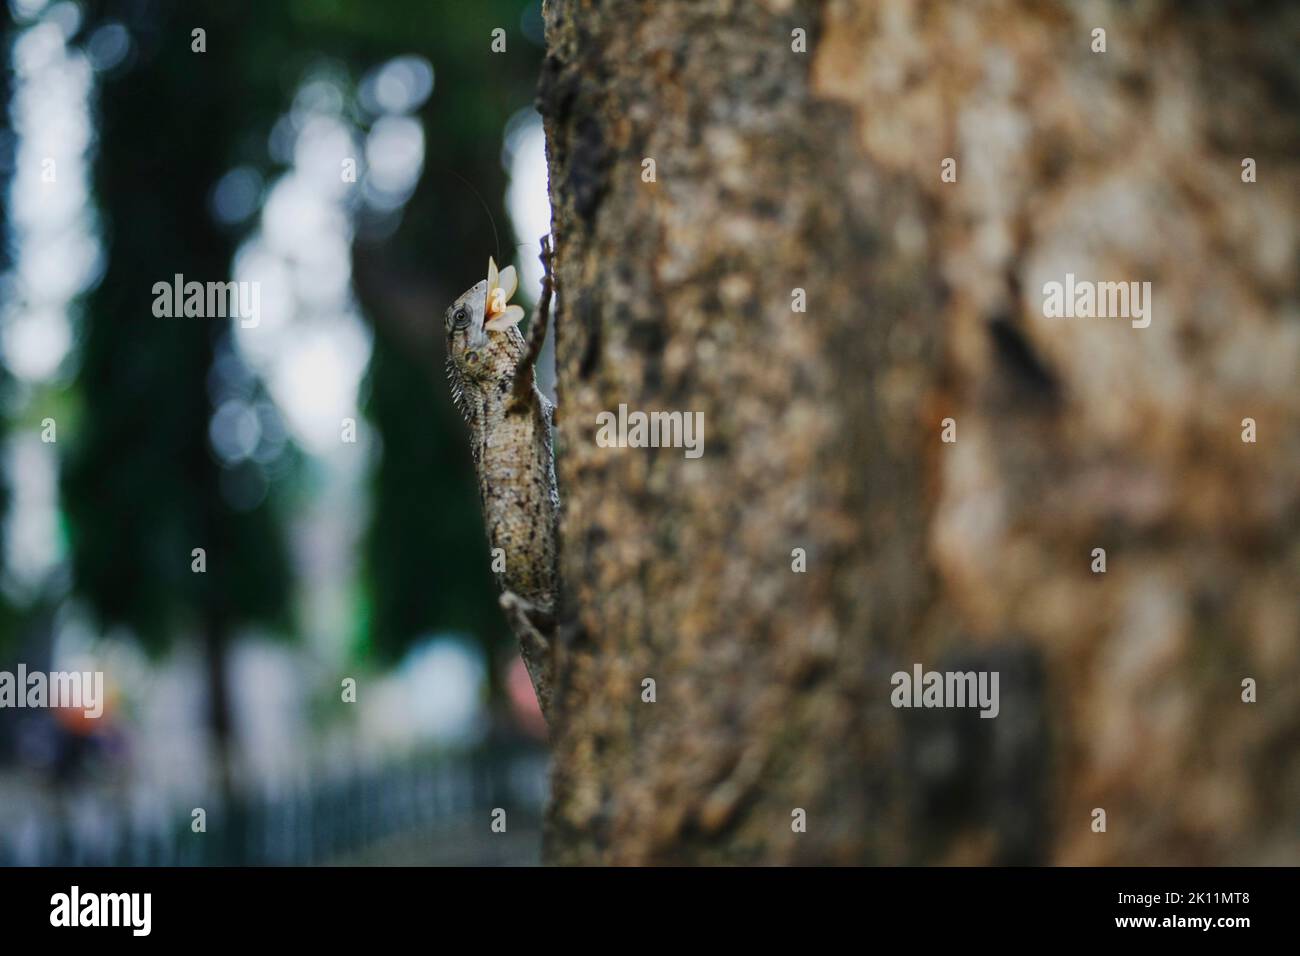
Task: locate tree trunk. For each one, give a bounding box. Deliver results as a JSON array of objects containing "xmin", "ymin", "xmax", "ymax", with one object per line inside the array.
[
  {"xmin": 200, "ymin": 615, "xmax": 235, "ymax": 803},
  {"xmin": 538, "ymin": 0, "xmax": 1299, "ymax": 865}
]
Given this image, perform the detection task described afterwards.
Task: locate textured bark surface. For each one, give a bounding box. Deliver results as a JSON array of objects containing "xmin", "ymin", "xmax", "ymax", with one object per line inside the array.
[{"xmin": 539, "ymin": 0, "xmax": 1299, "ymax": 865}]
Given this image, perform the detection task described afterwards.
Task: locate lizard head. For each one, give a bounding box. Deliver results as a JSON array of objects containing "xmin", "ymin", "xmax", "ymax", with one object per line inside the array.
[{"xmin": 445, "ymin": 257, "xmax": 526, "ymax": 383}]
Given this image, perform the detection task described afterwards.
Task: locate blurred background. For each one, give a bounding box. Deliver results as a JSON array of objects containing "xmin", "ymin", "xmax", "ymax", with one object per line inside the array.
[{"xmin": 0, "ymin": 0, "xmax": 554, "ymax": 865}]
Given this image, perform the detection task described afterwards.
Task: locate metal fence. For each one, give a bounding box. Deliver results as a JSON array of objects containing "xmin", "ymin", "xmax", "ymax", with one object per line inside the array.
[{"xmin": 0, "ymin": 745, "xmax": 548, "ymax": 866}]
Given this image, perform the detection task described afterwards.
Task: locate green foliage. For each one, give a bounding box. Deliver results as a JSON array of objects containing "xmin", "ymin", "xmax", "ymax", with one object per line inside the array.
[
  {"xmin": 48, "ymin": 0, "xmax": 544, "ymax": 674},
  {"xmin": 360, "ymin": 337, "xmax": 499, "ymax": 660},
  {"xmin": 63, "ymin": 3, "xmax": 292, "ymax": 652}
]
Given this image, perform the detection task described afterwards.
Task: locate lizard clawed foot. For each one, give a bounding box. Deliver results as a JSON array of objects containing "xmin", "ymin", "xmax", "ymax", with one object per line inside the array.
[
  {"xmin": 538, "ymin": 234, "xmax": 554, "ymax": 293},
  {"xmin": 500, "ymin": 590, "xmax": 554, "ymax": 722},
  {"xmin": 508, "ymin": 234, "xmax": 556, "ymax": 414}
]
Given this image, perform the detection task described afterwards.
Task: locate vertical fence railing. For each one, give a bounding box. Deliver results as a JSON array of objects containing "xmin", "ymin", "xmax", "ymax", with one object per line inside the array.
[{"xmin": 0, "ymin": 744, "xmax": 548, "ymax": 866}]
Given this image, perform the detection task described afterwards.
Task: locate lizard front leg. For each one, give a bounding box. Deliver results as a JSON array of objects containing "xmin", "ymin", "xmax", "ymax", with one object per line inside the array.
[{"xmin": 509, "ymin": 234, "xmax": 553, "ymax": 414}]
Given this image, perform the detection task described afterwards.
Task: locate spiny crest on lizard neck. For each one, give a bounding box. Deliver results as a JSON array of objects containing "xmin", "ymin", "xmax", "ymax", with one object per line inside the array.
[{"xmin": 444, "ymin": 256, "xmax": 528, "ymax": 421}]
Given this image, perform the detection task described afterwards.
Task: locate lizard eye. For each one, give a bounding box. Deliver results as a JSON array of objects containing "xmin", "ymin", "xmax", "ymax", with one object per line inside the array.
[{"xmin": 452, "ymin": 307, "xmax": 470, "ymax": 330}]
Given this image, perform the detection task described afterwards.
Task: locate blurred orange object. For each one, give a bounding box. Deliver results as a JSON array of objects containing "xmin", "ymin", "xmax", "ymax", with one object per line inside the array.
[{"xmin": 506, "ymin": 656, "xmax": 546, "ymax": 739}]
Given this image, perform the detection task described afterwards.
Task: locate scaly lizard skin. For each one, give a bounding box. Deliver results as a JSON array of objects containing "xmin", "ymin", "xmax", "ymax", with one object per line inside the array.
[{"xmin": 444, "ymin": 237, "xmax": 558, "ymax": 721}]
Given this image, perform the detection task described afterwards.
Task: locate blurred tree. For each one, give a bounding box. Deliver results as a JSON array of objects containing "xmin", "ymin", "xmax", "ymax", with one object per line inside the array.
[
  {"xmin": 63, "ymin": 2, "xmax": 292, "ymax": 793},
  {"xmin": 0, "ymin": 21, "xmax": 13, "ymax": 658},
  {"xmin": 539, "ymin": 0, "xmax": 1300, "ymax": 864}
]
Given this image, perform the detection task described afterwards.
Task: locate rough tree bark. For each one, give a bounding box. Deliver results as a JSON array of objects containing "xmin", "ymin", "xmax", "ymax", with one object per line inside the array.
[{"xmin": 538, "ymin": 0, "xmax": 1299, "ymax": 864}]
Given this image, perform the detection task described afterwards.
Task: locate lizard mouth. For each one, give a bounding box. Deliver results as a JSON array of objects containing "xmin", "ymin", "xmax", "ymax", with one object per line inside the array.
[{"xmin": 484, "ymin": 257, "xmax": 525, "ymax": 332}]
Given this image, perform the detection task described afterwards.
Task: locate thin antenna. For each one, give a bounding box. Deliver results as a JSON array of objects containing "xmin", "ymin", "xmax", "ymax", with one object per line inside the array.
[{"xmin": 443, "ymin": 168, "xmax": 501, "ymax": 264}]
